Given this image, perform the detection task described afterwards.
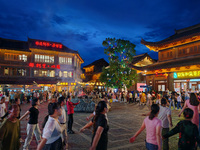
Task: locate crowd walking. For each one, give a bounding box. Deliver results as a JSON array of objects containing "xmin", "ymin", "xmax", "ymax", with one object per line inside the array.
[{"xmin": 1, "ymin": 88, "xmax": 200, "ymax": 150}]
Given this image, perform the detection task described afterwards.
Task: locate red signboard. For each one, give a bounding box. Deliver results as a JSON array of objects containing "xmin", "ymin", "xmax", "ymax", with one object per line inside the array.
[
  {"xmin": 35, "ymin": 41, "xmax": 63, "ymax": 49},
  {"xmin": 29, "ymin": 63, "xmax": 60, "ymax": 69}
]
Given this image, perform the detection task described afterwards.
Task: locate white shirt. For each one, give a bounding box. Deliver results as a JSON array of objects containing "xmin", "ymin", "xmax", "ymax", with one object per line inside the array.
[
  {"xmin": 147, "ymin": 94, "xmax": 152, "ymax": 100},
  {"xmin": 58, "ymin": 106, "xmax": 66, "ymax": 124},
  {"xmin": 43, "ymin": 116, "xmax": 62, "ymax": 144},
  {"xmin": 177, "ymin": 96, "xmax": 182, "ymax": 102},
  {"xmin": 0, "ymin": 103, "xmax": 6, "ymax": 117},
  {"xmin": 158, "ymin": 106, "xmax": 171, "ymax": 128}
]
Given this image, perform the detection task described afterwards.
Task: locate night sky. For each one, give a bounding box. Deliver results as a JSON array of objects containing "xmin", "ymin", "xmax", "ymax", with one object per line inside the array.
[{"xmin": 1, "ymin": 0, "xmax": 200, "ymax": 66}]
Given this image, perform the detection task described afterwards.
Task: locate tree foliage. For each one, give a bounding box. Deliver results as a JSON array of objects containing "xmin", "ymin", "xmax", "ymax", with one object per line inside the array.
[{"xmin": 100, "ymin": 38, "xmax": 137, "ymax": 89}]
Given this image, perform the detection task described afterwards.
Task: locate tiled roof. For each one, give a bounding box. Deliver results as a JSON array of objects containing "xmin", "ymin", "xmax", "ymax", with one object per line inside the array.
[
  {"xmin": 0, "ymin": 37, "xmax": 30, "ymax": 52},
  {"xmin": 131, "ymin": 53, "xmax": 155, "ymax": 64},
  {"xmin": 141, "ymin": 23, "xmax": 200, "ymax": 46},
  {"xmin": 83, "ymin": 58, "xmax": 109, "ymax": 68}
]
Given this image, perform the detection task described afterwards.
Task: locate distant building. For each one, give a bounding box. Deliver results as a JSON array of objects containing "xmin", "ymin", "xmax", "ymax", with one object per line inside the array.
[
  {"xmin": 81, "ymin": 58, "xmax": 109, "ymax": 91},
  {"xmin": 0, "ymin": 37, "xmax": 84, "ymax": 92},
  {"xmin": 141, "ymin": 23, "xmax": 200, "ymax": 92},
  {"xmin": 129, "ymin": 53, "xmax": 155, "ymax": 91}
]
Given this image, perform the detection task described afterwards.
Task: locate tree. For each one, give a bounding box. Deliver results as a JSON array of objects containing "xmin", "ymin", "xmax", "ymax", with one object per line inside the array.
[{"xmin": 100, "ymin": 38, "xmax": 137, "ymax": 89}]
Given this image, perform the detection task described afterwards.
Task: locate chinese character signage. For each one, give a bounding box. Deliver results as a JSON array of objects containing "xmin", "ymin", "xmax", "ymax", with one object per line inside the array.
[
  {"xmin": 29, "ymin": 63, "xmax": 60, "ymax": 69},
  {"xmin": 174, "ymin": 71, "xmax": 200, "ymax": 78},
  {"xmin": 35, "ymin": 41, "xmax": 62, "ymax": 49}
]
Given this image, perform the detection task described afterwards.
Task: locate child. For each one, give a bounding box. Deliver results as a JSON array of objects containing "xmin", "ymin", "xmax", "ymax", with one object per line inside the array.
[
  {"xmin": 130, "ymin": 104, "xmax": 162, "ymax": 150},
  {"xmin": 163, "ymin": 108, "xmax": 200, "ymax": 150}
]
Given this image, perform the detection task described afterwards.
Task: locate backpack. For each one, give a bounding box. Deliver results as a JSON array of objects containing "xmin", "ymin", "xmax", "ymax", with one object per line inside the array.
[{"xmin": 42, "ymin": 115, "xmax": 49, "ymax": 129}]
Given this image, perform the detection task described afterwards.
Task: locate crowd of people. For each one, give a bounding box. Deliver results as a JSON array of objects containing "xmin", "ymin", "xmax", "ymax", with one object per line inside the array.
[{"xmin": 0, "ymin": 88, "xmax": 200, "ymax": 150}]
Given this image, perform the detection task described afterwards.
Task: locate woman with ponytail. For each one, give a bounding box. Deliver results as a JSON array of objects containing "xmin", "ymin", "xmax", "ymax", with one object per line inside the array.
[
  {"xmin": 90, "ymin": 101, "xmax": 109, "ymax": 150},
  {"xmin": 130, "ymin": 104, "xmax": 162, "ymax": 150}
]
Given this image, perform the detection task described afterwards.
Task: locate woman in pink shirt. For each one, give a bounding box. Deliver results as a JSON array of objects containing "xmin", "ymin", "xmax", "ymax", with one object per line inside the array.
[
  {"xmin": 178, "ymin": 93, "xmax": 199, "ymax": 127},
  {"xmin": 130, "ymin": 104, "xmax": 162, "ymax": 150}
]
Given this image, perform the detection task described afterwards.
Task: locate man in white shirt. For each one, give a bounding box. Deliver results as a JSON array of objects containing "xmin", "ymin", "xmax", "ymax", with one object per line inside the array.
[
  {"xmin": 158, "ymin": 98, "xmax": 173, "ymax": 150},
  {"xmin": 58, "ymin": 97, "xmax": 68, "ymax": 149}
]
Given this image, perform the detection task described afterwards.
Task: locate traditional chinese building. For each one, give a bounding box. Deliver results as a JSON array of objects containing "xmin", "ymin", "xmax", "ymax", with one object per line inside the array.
[
  {"xmin": 129, "ymin": 53, "xmax": 155, "ymax": 91},
  {"xmin": 0, "ymin": 37, "xmax": 84, "ymax": 91},
  {"xmin": 81, "ymin": 58, "xmax": 109, "ymax": 91},
  {"xmin": 141, "ymin": 23, "xmax": 200, "ymax": 92}
]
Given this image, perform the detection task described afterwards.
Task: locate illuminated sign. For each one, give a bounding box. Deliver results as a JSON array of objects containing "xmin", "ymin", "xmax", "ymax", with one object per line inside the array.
[
  {"xmin": 58, "ymin": 82, "xmax": 76, "ymax": 86},
  {"xmin": 29, "ymin": 63, "xmax": 60, "ymax": 69},
  {"xmin": 35, "ymin": 41, "xmax": 63, "ymax": 49},
  {"xmin": 174, "ymin": 71, "xmax": 200, "ymax": 78},
  {"xmin": 60, "ymin": 82, "xmax": 68, "ymax": 85}
]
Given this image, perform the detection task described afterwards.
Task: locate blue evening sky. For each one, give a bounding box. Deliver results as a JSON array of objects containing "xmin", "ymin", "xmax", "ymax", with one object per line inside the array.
[{"xmin": 0, "ymin": 0, "xmax": 200, "ymax": 66}]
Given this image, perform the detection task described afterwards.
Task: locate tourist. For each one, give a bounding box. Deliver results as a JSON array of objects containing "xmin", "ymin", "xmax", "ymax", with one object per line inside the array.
[
  {"xmin": 147, "ymin": 92, "xmax": 152, "ymax": 106},
  {"xmin": 163, "ymin": 108, "xmax": 200, "ymax": 150},
  {"xmin": 140, "ymin": 92, "xmax": 146, "ymax": 105},
  {"xmin": 178, "ymin": 93, "xmax": 199, "ymax": 127},
  {"xmin": 37, "ymin": 103, "xmax": 62, "ymax": 150},
  {"xmin": 121, "ymin": 92, "xmax": 124, "ymax": 102},
  {"xmin": 0, "ymin": 96, "xmax": 7, "ymax": 121},
  {"xmin": 20, "ymin": 98, "xmax": 41, "ymax": 150},
  {"xmin": 176, "ymin": 94, "xmax": 182, "ymax": 110},
  {"xmin": 48, "ymin": 91, "xmax": 52, "ymax": 102},
  {"xmin": 130, "ymin": 104, "xmax": 162, "ymax": 150},
  {"xmin": 58, "ymin": 97, "xmax": 68, "ymax": 149},
  {"xmin": 67, "ymin": 96, "xmax": 80, "ymax": 134},
  {"xmin": 0, "ymin": 104, "xmax": 20, "ymax": 150},
  {"xmin": 129, "ymin": 91, "xmax": 133, "ymax": 104},
  {"xmin": 169, "ymin": 95, "xmax": 175, "ymax": 110},
  {"xmin": 90, "ymin": 101, "xmax": 109, "ymax": 150},
  {"xmin": 158, "ymin": 98, "xmax": 173, "ymax": 150},
  {"xmin": 134, "ymin": 91, "xmax": 138, "ymax": 103}
]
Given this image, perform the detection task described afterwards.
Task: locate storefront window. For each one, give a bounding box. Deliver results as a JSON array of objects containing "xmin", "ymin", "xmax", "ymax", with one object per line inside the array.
[
  {"xmin": 49, "ymin": 70, "xmax": 55, "ymax": 77},
  {"xmin": 5, "ymin": 53, "xmax": 27, "ymax": 62},
  {"xmin": 35, "ymin": 54, "xmax": 54, "ymax": 63},
  {"xmin": 63, "ymin": 71, "xmax": 68, "ymax": 77},
  {"xmin": 68, "ymin": 71, "xmax": 72, "ymax": 78},
  {"xmin": 4, "ymin": 68, "xmax": 9, "ymax": 75},
  {"xmin": 68, "ymin": 58, "xmax": 72, "ymax": 65},
  {"xmin": 59, "ymin": 71, "xmax": 62, "ymax": 77}
]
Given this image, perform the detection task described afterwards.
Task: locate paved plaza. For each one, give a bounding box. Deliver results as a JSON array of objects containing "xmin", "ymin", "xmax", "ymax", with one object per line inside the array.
[{"xmin": 19, "ymin": 101, "xmax": 197, "ymax": 150}]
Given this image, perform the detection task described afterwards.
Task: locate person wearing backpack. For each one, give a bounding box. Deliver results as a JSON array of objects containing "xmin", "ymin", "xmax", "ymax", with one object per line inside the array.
[{"xmin": 163, "ymin": 108, "xmax": 200, "ymax": 150}]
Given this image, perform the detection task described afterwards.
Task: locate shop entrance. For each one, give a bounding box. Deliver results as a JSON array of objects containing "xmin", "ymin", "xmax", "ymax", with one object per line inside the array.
[{"xmin": 156, "ymin": 80, "xmax": 167, "ymax": 92}]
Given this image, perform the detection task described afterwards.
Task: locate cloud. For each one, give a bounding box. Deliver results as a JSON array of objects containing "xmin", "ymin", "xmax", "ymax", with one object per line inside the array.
[{"xmin": 0, "ymin": 0, "xmax": 200, "ymax": 66}]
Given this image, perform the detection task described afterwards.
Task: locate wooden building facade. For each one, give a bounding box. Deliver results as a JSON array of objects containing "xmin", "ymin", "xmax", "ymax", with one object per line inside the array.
[{"xmin": 141, "ymin": 23, "xmax": 200, "ymax": 92}]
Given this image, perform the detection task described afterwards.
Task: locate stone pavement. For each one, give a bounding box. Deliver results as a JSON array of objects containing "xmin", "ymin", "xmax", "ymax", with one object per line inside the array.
[{"xmin": 19, "ymin": 101, "xmax": 198, "ymax": 150}]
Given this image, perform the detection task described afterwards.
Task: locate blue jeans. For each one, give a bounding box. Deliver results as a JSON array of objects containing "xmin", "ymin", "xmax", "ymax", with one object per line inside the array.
[
  {"xmin": 177, "ymin": 102, "xmax": 182, "ymax": 110},
  {"xmin": 145, "ymin": 141, "xmax": 158, "ymax": 150},
  {"xmin": 169, "ymin": 100, "xmax": 175, "ymax": 110}
]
